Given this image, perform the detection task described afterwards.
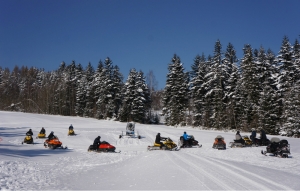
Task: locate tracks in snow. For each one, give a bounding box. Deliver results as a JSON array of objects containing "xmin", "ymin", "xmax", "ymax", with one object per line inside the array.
[{"xmin": 169, "ymin": 151, "xmax": 293, "ymax": 190}]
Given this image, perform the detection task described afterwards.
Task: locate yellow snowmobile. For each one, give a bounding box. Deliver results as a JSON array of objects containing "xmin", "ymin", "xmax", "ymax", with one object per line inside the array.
[
  {"xmin": 147, "ymin": 137, "xmax": 178, "ymax": 151},
  {"xmin": 36, "ymin": 133, "xmax": 46, "ymax": 139},
  {"xmin": 68, "ymin": 129, "xmax": 75, "ymax": 136},
  {"xmin": 229, "ymin": 135, "xmax": 253, "ymax": 148},
  {"xmin": 22, "ymin": 134, "xmax": 34, "ymax": 144}
]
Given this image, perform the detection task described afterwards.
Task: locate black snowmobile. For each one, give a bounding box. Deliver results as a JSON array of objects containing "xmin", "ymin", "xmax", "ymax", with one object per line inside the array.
[
  {"xmin": 254, "ymin": 137, "xmax": 270, "ymax": 146},
  {"xmin": 261, "ymin": 137, "xmax": 291, "ymax": 158},
  {"xmin": 178, "ymin": 135, "xmax": 202, "ymax": 148}
]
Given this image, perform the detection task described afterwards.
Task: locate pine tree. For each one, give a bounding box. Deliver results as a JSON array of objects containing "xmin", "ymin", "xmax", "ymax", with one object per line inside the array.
[
  {"xmin": 111, "ymin": 65, "xmax": 123, "ymax": 119},
  {"xmin": 239, "ymin": 44, "xmax": 260, "ymax": 130},
  {"xmin": 162, "ymin": 54, "xmax": 189, "ymax": 126},
  {"xmin": 119, "ymin": 69, "xmax": 138, "ymax": 122},
  {"xmin": 83, "ymin": 62, "xmax": 95, "ymax": 117},
  {"xmin": 205, "ymin": 40, "xmax": 226, "ymax": 129},
  {"xmin": 223, "ymin": 42, "xmax": 239, "ymax": 129},
  {"xmin": 93, "ymin": 61, "xmax": 105, "ymax": 119},
  {"xmin": 190, "ymin": 53, "xmax": 207, "ymax": 126},
  {"xmin": 131, "ymin": 71, "xmax": 151, "ymax": 123}
]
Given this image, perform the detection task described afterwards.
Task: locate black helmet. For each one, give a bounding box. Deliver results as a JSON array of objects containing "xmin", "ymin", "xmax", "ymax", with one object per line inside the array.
[
  {"xmin": 97, "ymin": 136, "xmax": 101, "ymax": 138},
  {"xmin": 237, "ymin": 131, "xmax": 240, "ymax": 134},
  {"xmin": 158, "ymin": 133, "xmax": 160, "ymax": 135},
  {"xmin": 29, "ymin": 129, "xmax": 32, "ymax": 131},
  {"xmin": 184, "ymin": 132, "xmax": 186, "ymax": 134}
]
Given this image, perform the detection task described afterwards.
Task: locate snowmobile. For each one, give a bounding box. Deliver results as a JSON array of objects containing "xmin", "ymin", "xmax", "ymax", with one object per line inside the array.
[
  {"xmin": 88, "ymin": 141, "xmax": 118, "ymax": 153},
  {"xmin": 68, "ymin": 129, "xmax": 76, "ymax": 136},
  {"xmin": 147, "ymin": 137, "xmax": 178, "ymax": 151},
  {"xmin": 261, "ymin": 137, "xmax": 291, "ymax": 158},
  {"xmin": 212, "ymin": 135, "xmax": 226, "ymax": 150},
  {"xmin": 22, "ymin": 134, "xmax": 34, "ymax": 144},
  {"xmin": 119, "ymin": 122, "xmax": 141, "ymax": 139},
  {"xmin": 229, "ymin": 135, "xmax": 253, "ymax": 148},
  {"xmin": 36, "ymin": 133, "xmax": 46, "ymax": 139},
  {"xmin": 44, "ymin": 136, "xmax": 67, "ymax": 149},
  {"xmin": 178, "ymin": 135, "xmax": 202, "ymax": 148},
  {"xmin": 254, "ymin": 137, "xmax": 270, "ymax": 146}
]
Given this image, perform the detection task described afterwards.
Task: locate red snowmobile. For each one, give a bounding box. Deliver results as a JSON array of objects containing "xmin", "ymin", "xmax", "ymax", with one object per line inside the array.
[
  {"xmin": 44, "ymin": 136, "xmax": 67, "ymax": 149},
  {"xmin": 88, "ymin": 141, "xmax": 119, "ymax": 153}
]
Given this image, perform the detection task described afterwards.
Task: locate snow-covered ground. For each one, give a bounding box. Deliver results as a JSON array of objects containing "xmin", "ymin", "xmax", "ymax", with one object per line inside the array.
[{"xmin": 0, "ymin": 111, "xmax": 299, "ymax": 190}]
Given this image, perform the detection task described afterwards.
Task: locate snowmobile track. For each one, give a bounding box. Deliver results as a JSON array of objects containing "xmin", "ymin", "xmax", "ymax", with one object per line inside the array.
[
  {"xmin": 200, "ymin": 155, "xmax": 293, "ymax": 190},
  {"xmin": 169, "ymin": 152, "xmax": 235, "ymax": 190},
  {"xmin": 185, "ymin": 152, "xmax": 267, "ymax": 190}
]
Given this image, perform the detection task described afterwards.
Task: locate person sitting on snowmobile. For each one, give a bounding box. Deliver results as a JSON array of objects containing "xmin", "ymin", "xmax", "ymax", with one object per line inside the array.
[
  {"xmin": 26, "ymin": 129, "xmax": 33, "ymax": 136},
  {"xmin": 235, "ymin": 131, "xmax": 245, "ymax": 144},
  {"xmin": 69, "ymin": 124, "xmax": 74, "ymax": 130},
  {"xmin": 260, "ymin": 129, "xmax": 267, "ymax": 145},
  {"xmin": 93, "ymin": 136, "xmax": 101, "ymax": 150},
  {"xmin": 40, "ymin": 127, "xmax": 45, "ymax": 134},
  {"xmin": 48, "ymin": 131, "xmax": 55, "ymax": 140},
  {"xmin": 155, "ymin": 133, "xmax": 166, "ymax": 149},
  {"xmin": 183, "ymin": 132, "xmax": 192, "ymax": 146},
  {"xmin": 250, "ymin": 128, "xmax": 256, "ymax": 144}
]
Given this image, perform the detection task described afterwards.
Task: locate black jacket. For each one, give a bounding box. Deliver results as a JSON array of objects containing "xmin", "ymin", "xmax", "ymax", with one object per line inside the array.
[
  {"xmin": 26, "ymin": 130, "xmax": 33, "ymax": 136},
  {"xmin": 40, "ymin": 128, "xmax": 45, "ymax": 134},
  {"xmin": 93, "ymin": 137, "xmax": 101, "ymax": 146},
  {"xmin": 260, "ymin": 130, "xmax": 267, "ymax": 140},
  {"xmin": 155, "ymin": 134, "xmax": 166, "ymax": 144},
  {"xmin": 48, "ymin": 132, "xmax": 54, "ymax": 140}
]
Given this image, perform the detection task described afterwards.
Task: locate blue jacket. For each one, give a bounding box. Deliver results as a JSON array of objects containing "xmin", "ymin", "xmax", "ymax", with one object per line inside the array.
[
  {"xmin": 183, "ymin": 133, "xmax": 190, "ymax": 140},
  {"xmin": 251, "ymin": 131, "xmax": 256, "ymax": 138}
]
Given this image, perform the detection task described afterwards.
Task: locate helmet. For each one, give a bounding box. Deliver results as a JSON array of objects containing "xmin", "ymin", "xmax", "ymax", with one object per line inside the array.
[
  {"xmin": 29, "ymin": 129, "xmax": 32, "ymax": 131},
  {"xmin": 184, "ymin": 132, "xmax": 186, "ymax": 134},
  {"xmin": 237, "ymin": 131, "xmax": 240, "ymax": 134},
  {"xmin": 51, "ymin": 131, "xmax": 54, "ymax": 133},
  {"xmin": 251, "ymin": 128, "xmax": 255, "ymax": 131}
]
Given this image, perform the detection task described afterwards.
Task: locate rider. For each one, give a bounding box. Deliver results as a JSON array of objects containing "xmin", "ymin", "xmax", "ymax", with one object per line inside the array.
[
  {"xmin": 93, "ymin": 136, "xmax": 101, "ymax": 150},
  {"xmin": 48, "ymin": 131, "xmax": 55, "ymax": 140},
  {"xmin": 183, "ymin": 132, "xmax": 191, "ymax": 146},
  {"xmin": 69, "ymin": 124, "xmax": 74, "ymax": 130},
  {"xmin": 260, "ymin": 129, "xmax": 267, "ymax": 145},
  {"xmin": 40, "ymin": 127, "xmax": 46, "ymax": 134},
  {"xmin": 235, "ymin": 131, "xmax": 245, "ymax": 144},
  {"xmin": 26, "ymin": 129, "xmax": 33, "ymax": 136},
  {"xmin": 155, "ymin": 133, "xmax": 166, "ymax": 149},
  {"xmin": 250, "ymin": 128, "xmax": 256, "ymax": 144}
]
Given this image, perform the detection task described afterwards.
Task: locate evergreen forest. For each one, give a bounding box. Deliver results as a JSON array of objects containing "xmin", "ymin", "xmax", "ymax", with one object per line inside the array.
[{"xmin": 0, "ymin": 36, "xmax": 299, "ymax": 136}]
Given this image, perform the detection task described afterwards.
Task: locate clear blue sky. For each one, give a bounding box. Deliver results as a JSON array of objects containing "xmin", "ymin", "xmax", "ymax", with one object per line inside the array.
[{"xmin": 1, "ymin": 0, "xmax": 299, "ymax": 89}]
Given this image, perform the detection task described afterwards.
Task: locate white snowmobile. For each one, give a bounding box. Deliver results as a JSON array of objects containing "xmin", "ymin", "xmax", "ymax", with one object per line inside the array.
[{"xmin": 119, "ymin": 122, "xmax": 141, "ymax": 139}]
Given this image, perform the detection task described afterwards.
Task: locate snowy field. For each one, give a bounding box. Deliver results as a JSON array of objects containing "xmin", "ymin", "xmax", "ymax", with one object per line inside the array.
[{"xmin": 0, "ymin": 111, "xmax": 300, "ymax": 190}]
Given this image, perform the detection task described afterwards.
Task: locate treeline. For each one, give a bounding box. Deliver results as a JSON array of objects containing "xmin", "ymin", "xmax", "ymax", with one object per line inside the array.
[
  {"xmin": 163, "ymin": 36, "xmax": 300, "ymax": 136},
  {"xmin": 0, "ymin": 58, "xmax": 160, "ymax": 124},
  {"xmin": 0, "ymin": 36, "xmax": 299, "ymax": 135}
]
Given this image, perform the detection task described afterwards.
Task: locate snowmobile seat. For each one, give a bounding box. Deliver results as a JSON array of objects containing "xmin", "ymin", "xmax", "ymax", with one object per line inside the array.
[
  {"xmin": 270, "ymin": 137, "xmax": 280, "ymax": 143},
  {"xmin": 215, "ymin": 135, "xmax": 224, "ymax": 140},
  {"xmin": 279, "ymin": 139, "xmax": 289, "ymax": 149},
  {"xmin": 234, "ymin": 139, "xmax": 243, "ymax": 143},
  {"xmin": 280, "ymin": 139, "xmax": 288, "ymax": 145},
  {"xmin": 153, "ymin": 143, "xmax": 161, "ymax": 147}
]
